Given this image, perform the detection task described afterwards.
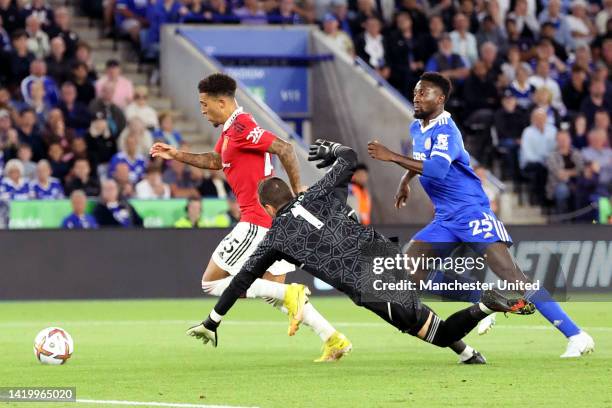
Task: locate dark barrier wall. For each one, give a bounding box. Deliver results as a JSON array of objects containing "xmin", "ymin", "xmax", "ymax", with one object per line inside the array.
[{"xmin": 0, "ymin": 226, "xmax": 610, "ymax": 300}]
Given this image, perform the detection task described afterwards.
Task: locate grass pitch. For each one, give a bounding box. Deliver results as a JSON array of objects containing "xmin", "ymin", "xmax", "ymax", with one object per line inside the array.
[{"xmin": 0, "ymin": 298, "xmax": 610, "ymax": 408}]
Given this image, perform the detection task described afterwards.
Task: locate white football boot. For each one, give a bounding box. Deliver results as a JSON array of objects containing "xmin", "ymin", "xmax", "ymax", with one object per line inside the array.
[{"xmin": 560, "ymin": 331, "xmax": 594, "ymax": 358}]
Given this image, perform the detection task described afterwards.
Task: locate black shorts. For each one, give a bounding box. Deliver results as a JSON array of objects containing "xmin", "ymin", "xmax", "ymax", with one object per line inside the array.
[{"xmin": 362, "ymin": 300, "xmax": 430, "ymax": 336}]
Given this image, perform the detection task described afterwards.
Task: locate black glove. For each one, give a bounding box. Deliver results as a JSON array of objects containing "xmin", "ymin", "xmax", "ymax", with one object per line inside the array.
[{"xmin": 308, "ymin": 139, "xmax": 342, "ymax": 169}]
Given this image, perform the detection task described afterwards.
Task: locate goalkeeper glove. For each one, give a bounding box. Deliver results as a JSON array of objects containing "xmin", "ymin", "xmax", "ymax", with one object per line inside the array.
[
  {"xmin": 186, "ymin": 315, "xmax": 219, "ymax": 347},
  {"xmin": 308, "ymin": 139, "xmax": 342, "ymax": 169}
]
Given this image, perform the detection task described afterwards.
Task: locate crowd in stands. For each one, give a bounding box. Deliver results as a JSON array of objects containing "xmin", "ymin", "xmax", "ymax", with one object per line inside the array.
[{"xmin": 1, "ymin": 0, "xmax": 611, "ymax": 225}]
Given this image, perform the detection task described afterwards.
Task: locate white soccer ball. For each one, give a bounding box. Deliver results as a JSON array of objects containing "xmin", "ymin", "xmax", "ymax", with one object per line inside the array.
[{"xmin": 33, "ymin": 327, "xmax": 74, "ymax": 365}]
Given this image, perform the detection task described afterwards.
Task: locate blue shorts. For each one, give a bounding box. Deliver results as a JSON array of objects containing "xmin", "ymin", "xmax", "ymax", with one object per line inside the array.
[{"xmin": 413, "ymin": 208, "xmax": 512, "ymax": 254}]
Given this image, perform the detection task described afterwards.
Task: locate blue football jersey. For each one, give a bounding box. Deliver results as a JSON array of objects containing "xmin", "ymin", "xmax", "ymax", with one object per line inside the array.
[
  {"xmin": 108, "ymin": 152, "xmax": 146, "ymax": 184},
  {"xmin": 410, "ymin": 111, "xmax": 490, "ymax": 220},
  {"xmin": 30, "ymin": 178, "xmax": 65, "ymax": 199},
  {"xmin": 0, "ymin": 178, "xmax": 31, "ymax": 200}
]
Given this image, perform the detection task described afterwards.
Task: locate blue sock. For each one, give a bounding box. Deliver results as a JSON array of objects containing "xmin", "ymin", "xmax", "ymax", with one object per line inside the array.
[
  {"xmin": 425, "ymin": 270, "xmax": 482, "ymax": 303},
  {"xmin": 526, "ymin": 288, "xmax": 581, "ymax": 338}
]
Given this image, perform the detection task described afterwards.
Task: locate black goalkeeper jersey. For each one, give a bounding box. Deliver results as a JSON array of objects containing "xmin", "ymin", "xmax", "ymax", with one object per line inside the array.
[{"xmin": 212, "ymin": 147, "xmax": 419, "ymax": 317}]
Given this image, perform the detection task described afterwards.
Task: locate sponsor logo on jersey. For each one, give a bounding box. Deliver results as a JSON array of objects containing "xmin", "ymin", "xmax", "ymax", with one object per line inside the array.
[
  {"xmin": 434, "ymin": 134, "xmax": 449, "ymax": 151},
  {"xmin": 247, "ymin": 126, "xmax": 265, "ymax": 144},
  {"xmin": 413, "ymin": 152, "xmax": 427, "ymax": 160}
]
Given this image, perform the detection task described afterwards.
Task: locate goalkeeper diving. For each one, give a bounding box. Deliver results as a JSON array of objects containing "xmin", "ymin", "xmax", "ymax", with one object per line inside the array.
[{"xmin": 187, "ymin": 140, "xmax": 535, "ymax": 363}]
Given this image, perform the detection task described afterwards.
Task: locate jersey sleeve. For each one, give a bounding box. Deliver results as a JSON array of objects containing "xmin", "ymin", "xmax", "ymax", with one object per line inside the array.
[
  {"xmin": 422, "ymin": 125, "xmax": 461, "ymax": 179},
  {"xmin": 233, "ymin": 115, "xmax": 276, "ymax": 153}
]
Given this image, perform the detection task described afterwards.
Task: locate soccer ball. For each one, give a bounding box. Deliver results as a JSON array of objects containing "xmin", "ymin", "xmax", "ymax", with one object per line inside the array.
[{"xmin": 33, "ymin": 327, "xmax": 74, "ymax": 365}]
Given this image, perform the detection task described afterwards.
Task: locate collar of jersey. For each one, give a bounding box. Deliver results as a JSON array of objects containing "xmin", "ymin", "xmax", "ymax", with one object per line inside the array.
[
  {"xmin": 277, "ymin": 194, "xmax": 302, "ymax": 217},
  {"xmin": 418, "ymin": 110, "xmax": 451, "ymax": 133},
  {"xmin": 223, "ymin": 106, "xmax": 244, "ymax": 132}
]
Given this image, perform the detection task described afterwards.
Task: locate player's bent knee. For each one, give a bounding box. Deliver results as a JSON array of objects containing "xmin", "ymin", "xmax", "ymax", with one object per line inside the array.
[{"xmin": 202, "ymin": 258, "xmax": 231, "ymax": 283}]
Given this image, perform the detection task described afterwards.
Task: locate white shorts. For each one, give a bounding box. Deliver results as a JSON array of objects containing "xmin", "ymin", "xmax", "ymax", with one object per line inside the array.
[{"xmin": 212, "ymin": 222, "xmax": 295, "ymax": 276}]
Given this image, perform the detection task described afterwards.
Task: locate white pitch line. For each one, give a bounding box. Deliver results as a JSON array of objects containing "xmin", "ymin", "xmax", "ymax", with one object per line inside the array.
[
  {"xmin": 0, "ymin": 319, "xmax": 611, "ymax": 332},
  {"xmin": 76, "ymin": 398, "xmax": 257, "ymax": 408}
]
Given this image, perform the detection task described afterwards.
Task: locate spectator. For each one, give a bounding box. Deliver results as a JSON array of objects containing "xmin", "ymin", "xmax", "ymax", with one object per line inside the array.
[
  {"xmin": 504, "ymin": 16, "xmax": 534, "ymax": 57},
  {"xmin": 143, "ymin": 0, "xmax": 182, "ymax": 58},
  {"xmin": 47, "ymin": 7, "xmax": 79, "ymax": 58},
  {"xmin": 474, "ymin": 164, "xmax": 499, "ymax": 213},
  {"xmin": 20, "ymin": 59, "xmax": 59, "ymax": 107},
  {"xmin": 45, "ymin": 37, "xmax": 71, "ymax": 84},
  {"xmin": 85, "ymin": 118, "xmax": 117, "ymax": 167},
  {"xmin": 89, "ymin": 81, "xmax": 127, "ymax": 139},
  {"xmin": 476, "ymin": 14, "xmax": 505, "ymax": 51},
  {"xmin": 28, "ymin": 79, "xmax": 53, "ymax": 123},
  {"xmin": 546, "ymin": 129, "xmax": 584, "ymax": 214},
  {"xmin": 30, "ymin": 159, "xmax": 64, "ymax": 199},
  {"xmin": 115, "ymin": 0, "xmax": 149, "ymax": 43},
  {"xmin": 71, "ymin": 61, "xmax": 96, "ymax": 106},
  {"xmin": 25, "ymin": 15, "xmax": 50, "ymax": 59},
  {"xmin": 17, "ymin": 144, "xmax": 36, "ymax": 180},
  {"xmin": 203, "ymin": 0, "xmax": 239, "ymax": 24},
  {"xmin": 95, "ymin": 60, "xmax": 134, "ymax": 109},
  {"xmin": 596, "ymin": 0, "xmax": 612, "ymax": 35},
  {"xmin": 416, "ymin": 14, "xmax": 444, "ymax": 64},
  {"xmin": 152, "ymin": 112, "xmax": 182, "ymax": 148},
  {"xmin": 163, "ymin": 159, "xmax": 199, "ymax": 198},
  {"xmin": 67, "ymin": 136, "xmax": 92, "ymax": 166},
  {"xmin": 0, "ymin": 159, "xmax": 31, "ymax": 200},
  {"xmin": 529, "ymin": 58, "xmax": 565, "ymax": 116},
  {"xmin": 349, "ymin": 162, "xmax": 371, "ymax": 224},
  {"xmin": 321, "ymin": 13, "xmax": 354, "ymax": 56},
  {"xmin": 593, "ymin": 109, "xmax": 611, "ymax": 143},
  {"xmin": 125, "ymin": 86, "xmax": 159, "ymax": 130},
  {"xmin": 6, "ymin": 30, "xmax": 35, "ymax": 90},
  {"xmin": 113, "ymin": 162, "xmax": 135, "ymax": 198},
  {"xmin": 65, "ymin": 158, "xmax": 100, "ymax": 197},
  {"xmin": 42, "ymin": 108, "xmax": 75, "ymax": 153},
  {"xmin": 562, "ymin": 65, "xmax": 589, "ymax": 115},
  {"xmin": 197, "ymin": 170, "xmax": 230, "ymax": 198},
  {"xmin": 530, "ymin": 86, "xmax": 561, "ymax": 128},
  {"xmin": 61, "ymin": 189, "xmax": 98, "ymax": 229},
  {"xmin": 386, "ymin": 12, "xmax": 423, "ymax": 98},
  {"xmin": 74, "ymin": 42, "xmax": 97, "ymax": 82},
  {"xmin": 178, "ymin": 0, "xmax": 207, "ymax": 23},
  {"xmin": 581, "ymin": 128, "xmax": 612, "ymax": 194},
  {"xmin": 17, "ymin": 108, "xmax": 45, "ymax": 161},
  {"xmin": 574, "ymin": 160, "xmax": 601, "ymax": 222},
  {"xmin": 23, "ymin": 0, "xmax": 53, "ymax": 29},
  {"xmin": 464, "ymin": 60, "xmax": 499, "ymax": 116},
  {"xmin": 571, "ymin": 44, "xmax": 594, "ymax": 73},
  {"xmin": 0, "ymin": 0, "xmax": 24, "ymax": 34},
  {"xmin": 108, "ymin": 132, "xmax": 146, "ymax": 184},
  {"xmin": 520, "ymin": 108, "xmax": 557, "ymax": 204},
  {"xmin": 268, "ymin": 0, "xmax": 301, "ymax": 24},
  {"xmin": 355, "ymin": 16, "xmax": 390, "ymax": 79},
  {"xmin": 0, "ymin": 13, "xmax": 10, "ymax": 53},
  {"xmin": 118, "ymin": 117, "xmax": 153, "ymax": 156},
  {"xmin": 58, "ymin": 82, "xmax": 91, "ymax": 135},
  {"xmin": 500, "ymin": 46, "xmax": 522, "ymax": 86},
  {"xmin": 580, "ymin": 80, "xmax": 612, "ymax": 128},
  {"xmin": 93, "ymin": 179, "xmax": 143, "ymax": 227},
  {"xmin": 234, "ymin": 0, "xmax": 267, "ymax": 25},
  {"xmin": 538, "ymin": 0, "xmax": 574, "ymax": 49},
  {"xmin": 532, "ymin": 38, "xmax": 567, "ymax": 82},
  {"xmin": 330, "ymin": 0, "xmax": 353, "ymax": 38},
  {"xmin": 351, "ymin": 0, "xmax": 383, "ymax": 35},
  {"xmin": 539, "ymin": 22, "xmax": 569, "ymax": 62},
  {"xmin": 47, "ymin": 142, "xmax": 70, "ymax": 181},
  {"xmin": 425, "ymin": 33, "xmax": 469, "ymax": 84},
  {"xmin": 174, "ymin": 197, "xmax": 210, "ymax": 228},
  {"xmin": 135, "ymin": 165, "xmax": 170, "ymax": 199},
  {"xmin": 456, "ymin": 0, "xmax": 478, "ymax": 33},
  {"xmin": 571, "ymin": 113, "xmax": 589, "ymax": 149},
  {"xmin": 397, "ymin": 0, "xmax": 428, "ymax": 34},
  {"xmin": 450, "ymin": 12, "xmax": 478, "ymax": 66},
  {"xmin": 508, "ymin": 62, "xmax": 535, "ymax": 110},
  {"xmin": 493, "ymin": 90, "xmax": 529, "ymax": 180},
  {"xmin": 566, "ymin": 0, "xmax": 595, "ymax": 48}
]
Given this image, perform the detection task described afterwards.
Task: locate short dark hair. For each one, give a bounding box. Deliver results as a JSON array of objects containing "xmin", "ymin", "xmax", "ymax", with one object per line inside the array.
[
  {"xmin": 355, "ymin": 163, "xmax": 368, "ymax": 172},
  {"xmin": 106, "ymin": 59, "xmax": 120, "ymax": 69},
  {"xmin": 258, "ymin": 177, "xmax": 293, "ymax": 209},
  {"xmin": 419, "ymin": 72, "xmax": 452, "ymax": 101},
  {"xmin": 198, "ymin": 73, "xmax": 237, "ymax": 97},
  {"xmin": 11, "ymin": 29, "xmax": 27, "ymax": 41}
]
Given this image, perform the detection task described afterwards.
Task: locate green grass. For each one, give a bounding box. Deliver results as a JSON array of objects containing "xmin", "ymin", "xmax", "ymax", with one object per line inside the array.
[{"xmin": 0, "ymin": 298, "xmax": 611, "ymax": 408}]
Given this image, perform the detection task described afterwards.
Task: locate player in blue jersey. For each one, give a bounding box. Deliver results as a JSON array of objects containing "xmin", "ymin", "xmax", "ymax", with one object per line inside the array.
[{"xmin": 367, "ymin": 72, "xmax": 594, "ymax": 358}]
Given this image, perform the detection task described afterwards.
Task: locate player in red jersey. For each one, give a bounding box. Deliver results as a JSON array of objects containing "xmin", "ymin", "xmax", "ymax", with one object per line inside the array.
[{"xmin": 150, "ymin": 73, "xmax": 351, "ymax": 362}]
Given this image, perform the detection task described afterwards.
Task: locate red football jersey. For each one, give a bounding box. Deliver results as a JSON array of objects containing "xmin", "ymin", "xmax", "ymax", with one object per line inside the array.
[{"xmin": 215, "ymin": 108, "xmax": 276, "ymax": 228}]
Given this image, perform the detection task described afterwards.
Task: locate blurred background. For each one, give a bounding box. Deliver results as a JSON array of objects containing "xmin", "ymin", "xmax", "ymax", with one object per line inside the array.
[{"xmin": 0, "ymin": 0, "xmax": 610, "ymax": 299}]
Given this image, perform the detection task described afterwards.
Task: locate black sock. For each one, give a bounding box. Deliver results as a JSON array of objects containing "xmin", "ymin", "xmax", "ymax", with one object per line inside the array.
[
  {"xmin": 449, "ymin": 340, "xmax": 467, "ymax": 354},
  {"xmin": 424, "ymin": 305, "xmax": 488, "ymax": 348}
]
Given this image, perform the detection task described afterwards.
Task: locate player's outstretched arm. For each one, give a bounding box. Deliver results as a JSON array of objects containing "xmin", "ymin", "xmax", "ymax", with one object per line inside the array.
[
  {"xmin": 149, "ymin": 142, "xmax": 223, "ymax": 170},
  {"xmin": 267, "ymin": 138, "xmax": 305, "ymax": 194},
  {"xmin": 367, "ymin": 140, "xmax": 424, "ymax": 174}
]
